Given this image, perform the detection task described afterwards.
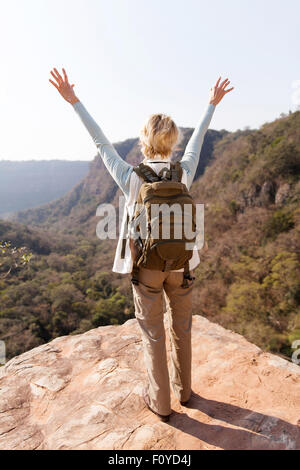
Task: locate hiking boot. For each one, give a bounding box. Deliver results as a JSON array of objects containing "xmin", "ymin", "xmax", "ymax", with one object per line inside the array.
[
  {"xmin": 142, "ymin": 387, "xmax": 172, "ymax": 423},
  {"xmin": 180, "ymin": 399, "xmax": 190, "ymax": 406},
  {"xmin": 180, "ymin": 391, "xmax": 195, "ymax": 406}
]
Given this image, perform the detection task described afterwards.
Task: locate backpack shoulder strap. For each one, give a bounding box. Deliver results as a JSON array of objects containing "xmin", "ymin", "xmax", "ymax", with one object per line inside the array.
[
  {"xmin": 133, "ymin": 163, "xmax": 161, "ymax": 183},
  {"xmin": 170, "ymin": 161, "xmax": 183, "ymax": 182}
]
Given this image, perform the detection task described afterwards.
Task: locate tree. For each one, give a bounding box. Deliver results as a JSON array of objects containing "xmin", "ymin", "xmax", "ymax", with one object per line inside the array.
[{"xmin": 0, "ymin": 241, "xmax": 32, "ymax": 279}]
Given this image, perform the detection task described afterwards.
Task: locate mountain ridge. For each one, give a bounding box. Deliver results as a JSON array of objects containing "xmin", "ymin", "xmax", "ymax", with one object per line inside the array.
[
  {"xmin": 1, "ymin": 110, "xmax": 300, "ymax": 363},
  {"xmin": 12, "ymin": 127, "xmax": 226, "ymax": 234},
  {"xmin": 0, "ymin": 160, "xmax": 90, "ymax": 218}
]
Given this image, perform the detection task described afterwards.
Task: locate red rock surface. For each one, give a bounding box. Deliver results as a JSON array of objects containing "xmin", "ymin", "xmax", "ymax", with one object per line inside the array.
[{"xmin": 0, "ymin": 315, "xmax": 299, "ymax": 450}]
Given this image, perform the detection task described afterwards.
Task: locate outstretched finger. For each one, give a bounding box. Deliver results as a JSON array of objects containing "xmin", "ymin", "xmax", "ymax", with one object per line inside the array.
[
  {"xmin": 51, "ymin": 68, "xmax": 62, "ymax": 82},
  {"xmin": 49, "ymin": 79, "xmax": 59, "ymax": 90},
  {"xmin": 214, "ymin": 76, "xmax": 221, "ymax": 88},
  {"xmin": 54, "ymin": 67, "xmax": 63, "ymax": 83},
  {"xmin": 220, "ymin": 77, "xmax": 229, "ymax": 88},
  {"xmin": 225, "ymin": 87, "xmax": 234, "ymax": 93},
  {"xmin": 62, "ymin": 68, "xmax": 69, "ymax": 84},
  {"xmin": 222, "ymin": 80, "xmax": 231, "ymax": 90},
  {"xmin": 50, "ymin": 71, "xmax": 61, "ymax": 86}
]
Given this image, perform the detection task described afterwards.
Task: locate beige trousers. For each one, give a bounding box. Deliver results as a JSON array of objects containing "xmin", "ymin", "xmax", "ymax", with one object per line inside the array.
[{"xmin": 132, "ymin": 266, "xmax": 194, "ymax": 416}]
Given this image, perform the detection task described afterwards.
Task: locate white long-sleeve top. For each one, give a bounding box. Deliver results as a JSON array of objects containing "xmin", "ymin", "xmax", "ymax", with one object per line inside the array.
[{"xmin": 73, "ymin": 101, "xmax": 216, "ymax": 273}]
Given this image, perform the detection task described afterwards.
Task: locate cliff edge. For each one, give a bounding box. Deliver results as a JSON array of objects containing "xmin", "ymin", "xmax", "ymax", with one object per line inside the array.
[{"xmin": 0, "ymin": 315, "xmax": 299, "ymax": 450}]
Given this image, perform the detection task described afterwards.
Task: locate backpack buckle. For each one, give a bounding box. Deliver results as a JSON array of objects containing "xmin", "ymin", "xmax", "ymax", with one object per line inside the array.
[
  {"xmin": 131, "ymin": 265, "xmax": 140, "ymax": 286},
  {"xmin": 184, "ymin": 274, "xmax": 195, "ymax": 281},
  {"xmin": 161, "ymin": 169, "xmax": 169, "ymax": 180}
]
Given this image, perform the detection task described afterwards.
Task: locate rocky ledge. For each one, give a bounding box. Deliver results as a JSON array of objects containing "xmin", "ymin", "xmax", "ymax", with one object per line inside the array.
[{"xmin": 0, "ymin": 315, "xmax": 299, "ymax": 450}]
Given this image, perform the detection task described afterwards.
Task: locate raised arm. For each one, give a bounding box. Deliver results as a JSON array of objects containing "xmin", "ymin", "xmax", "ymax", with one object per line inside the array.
[
  {"xmin": 49, "ymin": 67, "xmax": 133, "ymax": 197},
  {"xmin": 180, "ymin": 76, "xmax": 234, "ymax": 189}
]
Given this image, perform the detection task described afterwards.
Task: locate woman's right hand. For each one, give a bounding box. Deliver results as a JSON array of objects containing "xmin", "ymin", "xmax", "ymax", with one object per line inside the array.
[
  {"xmin": 49, "ymin": 67, "xmax": 80, "ymax": 105},
  {"xmin": 209, "ymin": 76, "xmax": 234, "ymax": 106}
]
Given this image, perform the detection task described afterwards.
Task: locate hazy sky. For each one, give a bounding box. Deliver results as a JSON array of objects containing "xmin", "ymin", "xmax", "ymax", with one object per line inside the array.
[{"xmin": 0, "ymin": 0, "xmax": 299, "ymax": 161}]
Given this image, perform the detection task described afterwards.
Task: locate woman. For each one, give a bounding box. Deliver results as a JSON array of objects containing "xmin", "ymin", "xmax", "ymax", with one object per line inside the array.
[{"xmin": 49, "ymin": 68, "xmax": 234, "ymax": 422}]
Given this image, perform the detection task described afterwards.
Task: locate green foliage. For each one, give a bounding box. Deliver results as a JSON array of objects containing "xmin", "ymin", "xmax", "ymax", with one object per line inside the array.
[
  {"xmin": 50, "ymin": 284, "xmax": 84, "ymax": 312},
  {"xmin": 262, "ymin": 252, "xmax": 300, "ymax": 312},
  {"xmin": 230, "ymin": 169, "xmax": 242, "ymax": 182},
  {"xmin": 217, "ymin": 249, "xmax": 300, "ymax": 357},
  {"xmin": 92, "ymin": 292, "xmax": 134, "ymax": 327},
  {"xmin": 228, "ymin": 200, "xmax": 240, "ymax": 216},
  {"xmin": 86, "ymin": 273, "xmax": 113, "ymax": 300},
  {"xmin": 222, "ymin": 280, "xmax": 269, "ymax": 322},
  {"xmin": 195, "ymin": 108, "xmax": 300, "ymax": 358},
  {"xmin": 270, "ymin": 136, "xmax": 283, "ymax": 147},
  {"xmin": 263, "ymin": 141, "xmax": 300, "ymax": 178},
  {"xmin": 262, "ymin": 209, "xmax": 295, "ymax": 241},
  {"xmin": 0, "ymin": 229, "xmax": 135, "ymax": 359},
  {"xmin": 2, "ymin": 110, "xmax": 300, "ymax": 363},
  {"xmin": 0, "ymin": 240, "xmax": 33, "ymax": 279},
  {"xmin": 229, "ymin": 255, "xmax": 266, "ymax": 282}
]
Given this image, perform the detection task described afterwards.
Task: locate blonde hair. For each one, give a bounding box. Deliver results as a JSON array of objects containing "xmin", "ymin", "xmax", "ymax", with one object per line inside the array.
[{"xmin": 139, "ymin": 113, "xmax": 179, "ymax": 159}]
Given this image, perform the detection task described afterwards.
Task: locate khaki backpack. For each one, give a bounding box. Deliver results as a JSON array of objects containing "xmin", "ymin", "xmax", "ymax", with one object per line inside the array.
[{"xmin": 121, "ymin": 161, "xmax": 197, "ymax": 288}]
